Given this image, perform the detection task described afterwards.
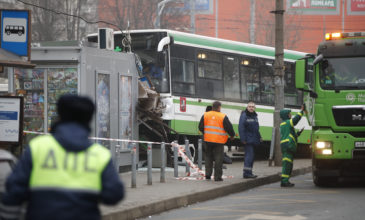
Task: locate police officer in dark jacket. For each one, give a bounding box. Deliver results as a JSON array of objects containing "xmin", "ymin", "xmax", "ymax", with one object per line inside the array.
[
  {"xmin": 239, "ymin": 101, "xmax": 262, "ymax": 179},
  {"xmin": 0, "ymin": 94, "xmax": 124, "ymax": 220}
]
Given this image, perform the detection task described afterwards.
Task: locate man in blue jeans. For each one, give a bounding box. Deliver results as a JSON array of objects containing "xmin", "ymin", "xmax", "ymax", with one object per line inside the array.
[{"xmin": 239, "ymin": 101, "xmax": 262, "ymax": 179}]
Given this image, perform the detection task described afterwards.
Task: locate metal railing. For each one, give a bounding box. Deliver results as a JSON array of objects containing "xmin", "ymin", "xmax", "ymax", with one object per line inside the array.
[{"xmin": 23, "ymin": 131, "xmax": 204, "ymax": 188}]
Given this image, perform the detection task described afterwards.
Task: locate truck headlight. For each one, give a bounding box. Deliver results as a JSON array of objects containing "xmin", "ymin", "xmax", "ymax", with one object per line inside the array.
[
  {"xmin": 315, "ymin": 141, "xmax": 333, "ymax": 155},
  {"xmin": 316, "ymin": 141, "xmax": 332, "ymax": 149},
  {"xmin": 322, "ymin": 149, "xmax": 332, "ymax": 155}
]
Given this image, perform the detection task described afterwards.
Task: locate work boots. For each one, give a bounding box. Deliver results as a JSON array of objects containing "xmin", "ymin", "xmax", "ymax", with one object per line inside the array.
[{"xmin": 280, "ymin": 182, "xmax": 295, "ymax": 187}]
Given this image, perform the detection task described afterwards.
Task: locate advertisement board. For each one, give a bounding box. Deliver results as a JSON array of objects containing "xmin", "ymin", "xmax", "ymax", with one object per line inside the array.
[
  {"xmin": 96, "ymin": 72, "xmax": 111, "ymax": 148},
  {"xmin": 169, "ymin": 0, "xmax": 213, "ymax": 15},
  {"xmin": 0, "ymin": 96, "xmax": 23, "ymax": 145},
  {"xmin": 287, "ymin": 0, "xmax": 340, "ymax": 15},
  {"xmin": 348, "ymin": 0, "xmax": 365, "ymax": 15}
]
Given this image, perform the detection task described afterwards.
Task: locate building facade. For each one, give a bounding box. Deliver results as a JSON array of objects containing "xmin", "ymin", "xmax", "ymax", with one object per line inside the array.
[{"xmin": 98, "ymin": 0, "xmax": 365, "ymax": 54}]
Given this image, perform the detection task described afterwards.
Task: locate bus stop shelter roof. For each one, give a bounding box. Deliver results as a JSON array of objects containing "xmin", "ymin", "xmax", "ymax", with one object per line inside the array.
[{"xmin": 0, "ymin": 48, "xmax": 35, "ymax": 68}]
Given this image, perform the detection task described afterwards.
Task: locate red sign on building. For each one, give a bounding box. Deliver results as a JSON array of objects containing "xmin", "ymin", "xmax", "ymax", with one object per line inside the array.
[
  {"xmin": 180, "ymin": 97, "xmax": 186, "ymax": 112},
  {"xmin": 351, "ymin": 0, "xmax": 365, "ymax": 11}
]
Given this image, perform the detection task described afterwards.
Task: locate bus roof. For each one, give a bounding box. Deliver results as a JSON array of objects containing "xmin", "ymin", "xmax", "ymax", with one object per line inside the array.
[{"xmin": 88, "ymin": 29, "xmax": 308, "ymax": 62}]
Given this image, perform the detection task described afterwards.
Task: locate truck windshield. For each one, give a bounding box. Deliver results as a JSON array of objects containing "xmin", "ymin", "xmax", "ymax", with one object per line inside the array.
[
  {"xmin": 320, "ymin": 57, "xmax": 365, "ymax": 90},
  {"xmin": 130, "ymin": 33, "xmax": 169, "ymax": 93}
]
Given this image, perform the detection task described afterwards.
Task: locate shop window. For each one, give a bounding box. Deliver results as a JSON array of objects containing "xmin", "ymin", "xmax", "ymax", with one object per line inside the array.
[
  {"xmin": 0, "ymin": 67, "xmax": 8, "ymax": 92},
  {"xmin": 47, "ymin": 68, "xmax": 78, "ymax": 130},
  {"xmin": 14, "ymin": 68, "xmax": 45, "ymax": 132}
]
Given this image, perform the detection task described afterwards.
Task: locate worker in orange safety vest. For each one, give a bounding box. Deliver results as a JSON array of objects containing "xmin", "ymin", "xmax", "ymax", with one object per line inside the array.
[{"xmin": 199, "ymin": 101, "xmax": 235, "ymax": 181}]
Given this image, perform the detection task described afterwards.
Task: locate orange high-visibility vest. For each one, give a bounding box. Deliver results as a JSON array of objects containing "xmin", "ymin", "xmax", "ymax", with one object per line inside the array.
[{"xmin": 204, "ymin": 111, "xmax": 228, "ymax": 144}]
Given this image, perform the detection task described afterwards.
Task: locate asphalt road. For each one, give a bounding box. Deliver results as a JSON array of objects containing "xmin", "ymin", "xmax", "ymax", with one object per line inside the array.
[{"xmin": 140, "ymin": 173, "xmax": 365, "ymax": 220}]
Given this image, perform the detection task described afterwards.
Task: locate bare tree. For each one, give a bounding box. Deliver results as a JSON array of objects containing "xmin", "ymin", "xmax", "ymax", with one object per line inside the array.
[
  {"xmin": 99, "ymin": 0, "xmax": 191, "ymax": 31},
  {"xmin": 14, "ymin": 0, "xmax": 98, "ymax": 41},
  {"xmin": 254, "ymin": 0, "xmax": 304, "ymax": 51},
  {"xmin": 99, "ymin": 0, "xmax": 157, "ymax": 30}
]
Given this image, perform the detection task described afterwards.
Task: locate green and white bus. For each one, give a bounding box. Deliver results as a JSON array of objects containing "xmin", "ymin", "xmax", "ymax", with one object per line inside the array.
[{"xmin": 88, "ymin": 29, "xmax": 310, "ymax": 157}]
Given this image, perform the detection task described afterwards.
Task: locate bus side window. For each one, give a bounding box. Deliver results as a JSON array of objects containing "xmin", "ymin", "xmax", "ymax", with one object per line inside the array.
[
  {"xmin": 196, "ymin": 50, "xmax": 223, "ymax": 99},
  {"xmin": 171, "ymin": 58, "xmax": 195, "ymax": 95},
  {"xmin": 223, "ymin": 56, "xmax": 240, "ymax": 100},
  {"xmin": 284, "ymin": 63, "xmax": 301, "ymax": 106},
  {"xmin": 258, "ymin": 60, "xmax": 274, "ymax": 105},
  {"xmin": 240, "ymin": 57, "xmax": 260, "ymax": 103}
]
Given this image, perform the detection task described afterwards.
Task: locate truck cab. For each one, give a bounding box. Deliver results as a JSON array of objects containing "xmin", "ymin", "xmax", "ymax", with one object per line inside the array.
[{"xmin": 295, "ymin": 32, "xmax": 365, "ymax": 186}]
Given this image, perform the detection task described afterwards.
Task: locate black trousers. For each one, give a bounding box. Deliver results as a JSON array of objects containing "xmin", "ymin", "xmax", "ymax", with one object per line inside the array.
[{"xmin": 205, "ymin": 142, "xmax": 224, "ymax": 179}]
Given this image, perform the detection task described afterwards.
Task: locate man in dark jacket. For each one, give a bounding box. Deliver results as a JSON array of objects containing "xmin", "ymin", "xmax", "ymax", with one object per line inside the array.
[
  {"xmin": 199, "ymin": 101, "xmax": 235, "ymax": 181},
  {"xmin": 238, "ymin": 101, "xmax": 262, "ymax": 179},
  {"xmin": 0, "ymin": 94, "xmax": 124, "ymax": 220},
  {"xmin": 279, "ymin": 105, "xmax": 305, "ymax": 187}
]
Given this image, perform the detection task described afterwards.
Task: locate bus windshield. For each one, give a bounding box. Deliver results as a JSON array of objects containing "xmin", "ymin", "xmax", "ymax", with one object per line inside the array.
[
  {"xmin": 130, "ymin": 33, "xmax": 169, "ymax": 93},
  {"xmin": 320, "ymin": 57, "xmax": 365, "ymax": 90}
]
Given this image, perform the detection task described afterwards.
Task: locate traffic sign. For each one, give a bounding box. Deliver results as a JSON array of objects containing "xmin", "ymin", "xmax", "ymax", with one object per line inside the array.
[{"xmin": 1, "ymin": 9, "xmax": 30, "ymax": 58}]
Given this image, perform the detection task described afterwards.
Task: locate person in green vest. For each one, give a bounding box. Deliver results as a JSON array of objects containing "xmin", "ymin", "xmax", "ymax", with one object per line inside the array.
[
  {"xmin": 279, "ymin": 104, "xmax": 306, "ymax": 187},
  {"xmin": 1, "ymin": 94, "xmax": 124, "ymax": 220}
]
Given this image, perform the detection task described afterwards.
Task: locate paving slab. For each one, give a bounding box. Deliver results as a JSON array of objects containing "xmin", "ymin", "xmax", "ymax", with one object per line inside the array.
[{"xmin": 101, "ymin": 157, "xmax": 312, "ymax": 220}]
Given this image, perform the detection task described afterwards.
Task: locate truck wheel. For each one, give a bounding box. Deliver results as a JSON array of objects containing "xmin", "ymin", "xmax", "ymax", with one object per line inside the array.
[{"xmin": 313, "ymin": 173, "xmax": 337, "ymax": 187}]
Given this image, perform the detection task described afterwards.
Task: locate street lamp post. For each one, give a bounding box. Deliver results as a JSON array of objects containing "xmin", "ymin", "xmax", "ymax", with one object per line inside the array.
[
  {"xmin": 155, "ymin": 0, "xmax": 182, "ymax": 29},
  {"xmin": 155, "ymin": 0, "xmax": 195, "ymax": 32}
]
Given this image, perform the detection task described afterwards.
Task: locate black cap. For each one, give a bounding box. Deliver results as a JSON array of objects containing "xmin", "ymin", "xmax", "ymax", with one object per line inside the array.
[{"xmin": 57, "ymin": 94, "xmax": 95, "ymax": 129}]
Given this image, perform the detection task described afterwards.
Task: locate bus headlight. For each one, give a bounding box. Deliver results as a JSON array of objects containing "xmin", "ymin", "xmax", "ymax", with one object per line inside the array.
[{"xmin": 315, "ymin": 141, "xmax": 332, "ymax": 149}]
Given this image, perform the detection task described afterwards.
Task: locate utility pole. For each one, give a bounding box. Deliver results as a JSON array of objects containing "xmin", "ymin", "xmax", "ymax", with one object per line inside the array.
[
  {"xmin": 190, "ymin": 0, "xmax": 196, "ymax": 33},
  {"xmin": 342, "ymin": 0, "xmax": 345, "ymax": 32},
  {"xmin": 249, "ymin": 0, "xmax": 255, "ymax": 44},
  {"xmin": 215, "ymin": 0, "xmax": 218, "ymax": 37},
  {"xmin": 271, "ymin": 0, "xmax": 285, "ymax": 166}
]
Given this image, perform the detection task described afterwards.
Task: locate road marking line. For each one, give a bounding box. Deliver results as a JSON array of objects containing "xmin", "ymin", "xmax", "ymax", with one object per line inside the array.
[
  {"xmin": 230, "ymin": 191, "xmax": 338, "ymax": 199},
  {"xmin": 168, "ymin": 214, "xmax": 277, "ymax": 220},
  {"xmin": 191, "ymin": 207, "xmax": 283, "ymax": 215},
  {"xmin": 262, "ymin": 187, "xmax": 338, "ymax": 194},
  {"xmin": 191, "ymin": 200, "xmax": 314, "ymax": 210},
  {"xmin": 237, "ymin": 213, "xmax": 307, "ymax": 220}
]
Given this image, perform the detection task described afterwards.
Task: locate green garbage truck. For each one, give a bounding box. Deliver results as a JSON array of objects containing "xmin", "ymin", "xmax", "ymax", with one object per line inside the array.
[{"xmin": 295, "ymin": 32, "xmax": 365, "ymax": 186}]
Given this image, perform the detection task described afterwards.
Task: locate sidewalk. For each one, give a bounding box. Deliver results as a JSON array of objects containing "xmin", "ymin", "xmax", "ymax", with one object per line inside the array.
[{"xmin": 101, "ymin": 151, "xmax": 312, "ymax": 220}]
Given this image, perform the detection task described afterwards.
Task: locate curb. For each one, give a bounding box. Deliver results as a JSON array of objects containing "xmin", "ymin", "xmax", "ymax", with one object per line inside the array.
[{"xmin": 102, "ymin": 166, "xmax": 312, "ymax": 220}]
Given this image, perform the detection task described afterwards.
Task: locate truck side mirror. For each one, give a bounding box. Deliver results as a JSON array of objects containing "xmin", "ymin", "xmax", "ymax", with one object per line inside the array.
[
  {"xmin": 310, "ymin": 91, "xmax": 318, "ymax": 98},
  {"xmin": 322, "ymin": 60, "xmax": 328, "ymax": 70}
]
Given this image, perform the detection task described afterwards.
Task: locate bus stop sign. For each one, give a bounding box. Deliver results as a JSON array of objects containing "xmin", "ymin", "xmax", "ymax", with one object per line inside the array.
[{"xmin": 1, "ymin": 9, "xmax": 30, "ymax": 58}]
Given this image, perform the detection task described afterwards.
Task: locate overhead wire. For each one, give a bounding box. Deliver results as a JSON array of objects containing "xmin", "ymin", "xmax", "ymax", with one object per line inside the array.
[
  {"xmin": 14, "ymin": 0, "xmax": 134, "ymax": 51},
  {"xmin": 15, "ymin": 0, "xmax": 124, "ymax": 33}
]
